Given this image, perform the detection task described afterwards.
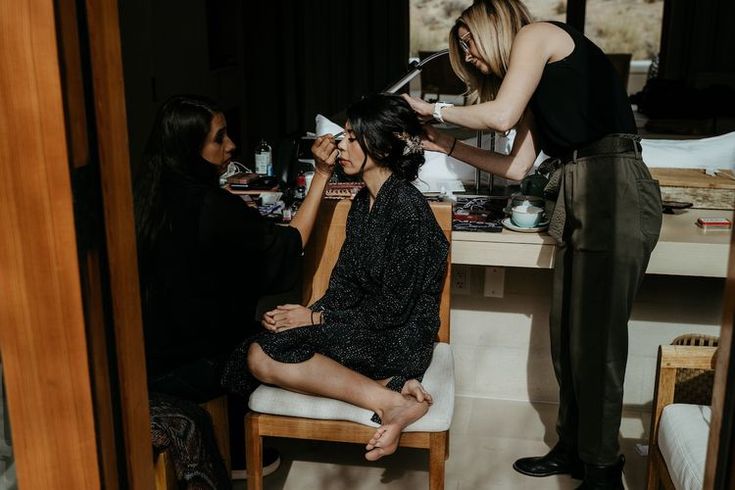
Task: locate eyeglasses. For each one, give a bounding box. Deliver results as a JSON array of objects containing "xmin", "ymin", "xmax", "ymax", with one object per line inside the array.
[{"xmin": 458, "ymin": 33, "xmax": 472, "ymax": 56}]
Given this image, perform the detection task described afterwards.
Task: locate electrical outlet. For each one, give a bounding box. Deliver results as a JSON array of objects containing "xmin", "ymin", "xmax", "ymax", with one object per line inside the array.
[
  {"xmin": 484, "ymin": 266, "xmax": 505, "ymax": 297},
  {"xmin": 451, "ymin": 265, "xmax": 470, "ymax": 295}
]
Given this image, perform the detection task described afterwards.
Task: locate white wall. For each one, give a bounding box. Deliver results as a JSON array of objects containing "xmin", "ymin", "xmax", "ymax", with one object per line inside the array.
[
  {"xmin": 628, "ymin": 60, "xmax": 652, "ymax": 95},
  {"xmin": 450, "ymin": 266, "xmax": 724, "ymax": 409}
]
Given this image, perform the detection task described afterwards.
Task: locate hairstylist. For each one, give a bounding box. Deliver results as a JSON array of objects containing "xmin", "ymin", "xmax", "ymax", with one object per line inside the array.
[{"xmin": 403, "ymin": 2, "xmax": 662, "ymax": 489}]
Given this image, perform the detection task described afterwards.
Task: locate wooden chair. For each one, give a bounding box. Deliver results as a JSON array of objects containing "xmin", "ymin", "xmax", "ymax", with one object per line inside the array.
[
  {"xmin": 244, "ymin": 199, "xmax": 453, "ymax": 490},
  {"xmin": 646, "ymin": 343, "xmax": 718, "ymax": 490},
  {"xmin": 154, "ymin": 395, "xmax": 231, "ymax": 490},
  {"xmin": 670, "ymin": 334, "xmax": 719, "ymax": 405}
]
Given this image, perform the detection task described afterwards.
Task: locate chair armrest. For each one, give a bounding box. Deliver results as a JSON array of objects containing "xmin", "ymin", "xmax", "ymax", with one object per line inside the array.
[
  {"xmin": 648, "ymin": 345, "xmax": 718, "ymax": 449},
  {"xmin": 660, "ymin": 345, "xmax": 718, "ymax": 370}
]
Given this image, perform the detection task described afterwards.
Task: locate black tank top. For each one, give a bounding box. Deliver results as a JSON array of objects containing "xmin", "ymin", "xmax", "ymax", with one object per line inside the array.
[{"xmin": 529, "ymin": 21, "xmax": 636, "ymax": 157}]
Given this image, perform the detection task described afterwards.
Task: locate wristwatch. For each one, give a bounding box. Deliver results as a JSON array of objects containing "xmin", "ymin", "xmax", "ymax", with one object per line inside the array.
[{"xmin": 433, "ymin": 102, "xmax": 454, "ymax": 123}]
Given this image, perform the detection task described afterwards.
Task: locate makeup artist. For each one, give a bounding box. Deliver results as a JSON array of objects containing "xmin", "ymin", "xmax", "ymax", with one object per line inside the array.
[
  {"xmin": 402, "ymin": 1, "xmax": 662, "ymax": 489},
  {"xmin": 133, "ymin": 94, "xmax": 337, "ymax": 487}
]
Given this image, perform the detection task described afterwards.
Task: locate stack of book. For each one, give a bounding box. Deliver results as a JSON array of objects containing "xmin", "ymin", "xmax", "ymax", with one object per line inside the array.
[
  {"xmin": 226, "ymin": 173, "xmax": 279, "ymax": 194},
  {"xmin": 452, "ymin": 196, "xmax": 506, "ymax": 232}
]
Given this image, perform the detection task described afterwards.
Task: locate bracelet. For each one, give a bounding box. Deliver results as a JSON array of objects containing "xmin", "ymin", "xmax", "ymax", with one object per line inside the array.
[
  {"xmin": 310, "ymin": 310, "xmax": 316, "ymax": 326},
  {"xmin": 433, "ymin": 102, "xmax": 454, "ymax": 123},
  {"xmin": 448, "ymin": 137, "xmax": 458, "ymax": 157}
]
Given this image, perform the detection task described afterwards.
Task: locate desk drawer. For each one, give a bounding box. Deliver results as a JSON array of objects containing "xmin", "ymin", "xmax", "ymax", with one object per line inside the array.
[{"xmin": 452, "ymin": 241, "xmax": 555, "ymax": 269}]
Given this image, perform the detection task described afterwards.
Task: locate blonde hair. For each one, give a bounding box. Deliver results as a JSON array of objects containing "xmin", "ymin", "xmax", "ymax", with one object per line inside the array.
[{"xmin": 448, "ymin": 0, "xmax": 533, "ymax": 103}]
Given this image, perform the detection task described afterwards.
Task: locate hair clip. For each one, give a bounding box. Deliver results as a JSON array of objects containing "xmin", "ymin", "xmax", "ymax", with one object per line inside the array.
[{"xmin": 395, "ymin": 132, "xmax": 423, "ymax": 156}]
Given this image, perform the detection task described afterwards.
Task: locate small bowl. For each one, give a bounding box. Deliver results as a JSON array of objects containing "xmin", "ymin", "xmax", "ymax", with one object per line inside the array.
[{"xmin": 511, "ymin": 205, "xmax": 544, "ymax": 228}]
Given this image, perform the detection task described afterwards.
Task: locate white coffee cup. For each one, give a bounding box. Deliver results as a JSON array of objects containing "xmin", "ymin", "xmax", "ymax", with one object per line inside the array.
[{"xmin": 511, "ymin": 204, "xmax": 544, "ymax": 228}]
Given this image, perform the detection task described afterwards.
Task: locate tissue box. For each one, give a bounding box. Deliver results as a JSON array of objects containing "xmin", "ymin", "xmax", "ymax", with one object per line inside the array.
[{"xmin": 649, "ymin": 168, "xmax": 735, "ymax": 210}]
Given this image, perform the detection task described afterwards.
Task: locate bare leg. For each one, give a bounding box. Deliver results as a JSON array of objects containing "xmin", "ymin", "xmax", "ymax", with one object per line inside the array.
[
  {"xmin": 248, "ymin": 343, "xmax": 428, "ymax": 459},
  {"xmin": 249, "ymin": 343, "xmax": 394, "ymax": 412}
]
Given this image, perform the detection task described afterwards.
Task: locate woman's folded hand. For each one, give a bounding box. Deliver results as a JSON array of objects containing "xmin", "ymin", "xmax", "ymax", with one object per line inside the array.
[{"xmin": 261, "ymin": 304, "xmax": 318, "ymax": 332}]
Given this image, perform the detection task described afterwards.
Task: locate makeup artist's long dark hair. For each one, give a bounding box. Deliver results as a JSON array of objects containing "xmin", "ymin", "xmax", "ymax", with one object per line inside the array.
[
  {"xmin": 133, "ymin": 95, "xmax": 220, "ymax": 257},
  {"xmin": 346, "ymin": 94, "xmax": 426, "ymax": 182}
]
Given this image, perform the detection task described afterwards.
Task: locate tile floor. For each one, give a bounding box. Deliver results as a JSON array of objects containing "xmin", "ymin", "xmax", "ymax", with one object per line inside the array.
[{"xmin": 234, "ymin": 397, "xmax": 651, "ymax": 490}]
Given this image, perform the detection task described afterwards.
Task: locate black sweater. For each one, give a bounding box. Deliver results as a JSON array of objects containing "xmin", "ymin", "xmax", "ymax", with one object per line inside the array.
[{"xmin": 140, "ymin": 166, "xmax": 302, "ymax": 379}]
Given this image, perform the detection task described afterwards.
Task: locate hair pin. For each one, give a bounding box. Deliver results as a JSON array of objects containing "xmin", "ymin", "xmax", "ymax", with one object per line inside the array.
[{"xmin": 394, "ymin": 132, "xmax": 423, "ymax": 156}]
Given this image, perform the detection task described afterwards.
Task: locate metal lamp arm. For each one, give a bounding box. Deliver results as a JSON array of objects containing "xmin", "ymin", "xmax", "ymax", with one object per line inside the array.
[{"xmin": 383, "ymin": 49, "xmax": 450, "ymax": 94}]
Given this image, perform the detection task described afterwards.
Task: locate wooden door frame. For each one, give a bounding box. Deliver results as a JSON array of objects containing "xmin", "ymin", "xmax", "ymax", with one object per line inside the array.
[
  {"xmin": 83, "ymin": 0, "xmax": 155, "ymax": 486},
  {"xmin": 0, "ymin": 0, "xmax": 102, "ymax": 486},
  {"xmin": 0, "ymin": 0, "xmax": 153, "ymax": 487},
  {"xmin": 705, "ymin": 227, "xmax": 735, "ymax": 489}
]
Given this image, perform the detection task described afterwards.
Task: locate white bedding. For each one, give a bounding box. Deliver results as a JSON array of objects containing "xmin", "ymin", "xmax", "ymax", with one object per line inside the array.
[{"xmin": 642, "ymin": 131, "xmax": 735, "ymax": 169}]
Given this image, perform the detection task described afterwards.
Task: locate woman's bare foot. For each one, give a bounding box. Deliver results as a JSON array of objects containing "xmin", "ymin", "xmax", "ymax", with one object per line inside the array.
[
  {"xmin": 365, "ymin": 394, "xmax": 429, "ymax": 461},
  {"xmin": 401, "ymin": 379, "xmax": 433, "ymax": 405}
]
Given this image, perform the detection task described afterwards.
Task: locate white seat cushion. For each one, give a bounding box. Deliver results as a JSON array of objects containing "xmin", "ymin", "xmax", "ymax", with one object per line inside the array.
[
  {"xmin": 658, "ymin": 404, "xmax": 710, "ymax": 490},
  {"xmin": 249, "ymin": 342, "xmax": 454, "ymax": 432}
]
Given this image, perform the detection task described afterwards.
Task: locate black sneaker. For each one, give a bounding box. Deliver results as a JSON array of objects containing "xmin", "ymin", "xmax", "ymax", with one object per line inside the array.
[{"xmin": 231, "ymin": 447, "xmax": 281, "ymax": 480}]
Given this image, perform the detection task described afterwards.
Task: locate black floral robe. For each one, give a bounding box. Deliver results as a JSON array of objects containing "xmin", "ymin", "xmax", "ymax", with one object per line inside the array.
[{"xmin": 222, "ymin": 174, "xmax": 448, "ymax": 399}]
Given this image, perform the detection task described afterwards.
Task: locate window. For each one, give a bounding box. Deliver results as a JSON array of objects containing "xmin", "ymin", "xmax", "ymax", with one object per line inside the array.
[
  {"xmin": 583, "ymin": 0, "xmax": 663, "ymax": 60},
  {"xmin": 410, "ymin": 0, "xmax": 466, "ymax": 56},
  {"xmin": 410, "ymin": 0, "xmax": 662, "ymax": 61}
]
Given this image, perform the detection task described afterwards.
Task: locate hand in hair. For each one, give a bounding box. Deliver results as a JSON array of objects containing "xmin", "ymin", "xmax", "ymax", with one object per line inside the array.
[
  {"xmin": 421, "ymin": 125, "xmax": 456, "ymax": 155},
  {"xmin": 401, "ymin": 94, "xmax": 434, "ymax": 122},
  {"xmin": 311, "ymin": 135, "xmax": 339, "ymax": 177}
]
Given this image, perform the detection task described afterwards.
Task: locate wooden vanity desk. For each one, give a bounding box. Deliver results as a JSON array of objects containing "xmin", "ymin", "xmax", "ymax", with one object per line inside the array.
[{"xmin": 452, "ymin": 208, "xmax": 732, "ymax": 278}]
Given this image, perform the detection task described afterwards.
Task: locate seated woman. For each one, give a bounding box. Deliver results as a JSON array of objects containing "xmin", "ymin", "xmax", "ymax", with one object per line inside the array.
[
  {"xmin": 222, "ymin": 94, "xmax": 449, "ymax": 461},
  {"xmin": 134, "ymin": 95, "xmax": 337, "ymax": 487}
]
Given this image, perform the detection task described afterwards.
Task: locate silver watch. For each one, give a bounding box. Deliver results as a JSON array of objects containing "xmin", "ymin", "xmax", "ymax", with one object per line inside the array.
[{"xmin": 433, "ymin": 102, "xmax": 454, "ymax": 123}]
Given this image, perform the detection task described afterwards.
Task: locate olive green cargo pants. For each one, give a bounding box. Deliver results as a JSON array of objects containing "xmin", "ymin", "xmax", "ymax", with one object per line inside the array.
[{"xmin": 547, "ymin": 136, "xmax": 662, "ymax": 465}]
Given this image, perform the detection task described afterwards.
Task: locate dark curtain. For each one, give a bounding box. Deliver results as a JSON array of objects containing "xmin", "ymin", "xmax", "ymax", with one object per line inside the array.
[
  {"xmin": 119, "ymin": 0, "xmax": 409, "ymax": 175},
  {"xmin": 659, "ymin": 0, "xmax": 735, "ymax": 81},
  {"xmin": 240, "ymin": 0, "xmax": 410, "ymax": 160}
]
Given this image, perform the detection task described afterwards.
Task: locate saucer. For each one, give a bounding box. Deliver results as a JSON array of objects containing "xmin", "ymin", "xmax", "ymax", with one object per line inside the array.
[{"xmin": 502, "ymin": 217, "xmax": 549, "ymax": 233}]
